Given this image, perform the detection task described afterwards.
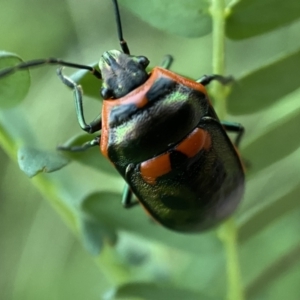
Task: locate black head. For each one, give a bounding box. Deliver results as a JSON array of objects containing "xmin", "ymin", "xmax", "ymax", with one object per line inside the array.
[{"xmin": 99, "ymin": 50, "xmax": 150, "ymax": 99}]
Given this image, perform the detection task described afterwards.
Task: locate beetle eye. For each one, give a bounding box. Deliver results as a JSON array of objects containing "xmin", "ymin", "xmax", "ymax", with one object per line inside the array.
[
  {"xmin": 101, "ymin": 87, "xmax": 114, "ymax": 99},
  {"xmin": 137, "ymin": 56, "xmax": 150, "ymax": 68}
]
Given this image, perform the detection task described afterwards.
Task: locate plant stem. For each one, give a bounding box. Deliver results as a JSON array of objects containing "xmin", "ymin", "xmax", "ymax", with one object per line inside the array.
[
  {"xmin": 210, "ymin": 0, "xmax": 226, "ymax": 119},
  {"xmin": 210, "ymin": 0, "xmax": 245, "ymax": 299},
  {"xmin": 218, "ymin": 219, "xmax": 245, "ymax": 300}
]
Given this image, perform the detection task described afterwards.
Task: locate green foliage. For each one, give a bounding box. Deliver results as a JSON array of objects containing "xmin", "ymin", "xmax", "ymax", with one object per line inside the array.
[
  {"xmin": 70, "ymin": 65, "xmax": 101, "ymax": 100},
  {"xmin": 120, "ymin": 0, "xmax": 212, "ymax": 38},
  {"xmin": 0, "ymin": 0, "xmax": 300, "ymax": 299},
  {"xmin": 227, "ymin": 50, "xmax": 300, "ymax": 114},
  {"xmin": 104, "ymin": 282, "xmax": 215, "ymax": 300},
  {"xmin": 226, "ymin": 0, "xmax": 300, "ymax": 39},
  {"xmin": 18, "ymin": 146, "xmax": 69, "ymax": 177},
  {"xmin": 0, "ymin": 52, "xmax": 30, "ymax": 108}
]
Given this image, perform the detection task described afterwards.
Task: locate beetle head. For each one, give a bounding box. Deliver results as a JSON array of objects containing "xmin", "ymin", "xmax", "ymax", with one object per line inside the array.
[{"xmin": 99, "ymin": 50, "xmax": 150, "ymax": 99}]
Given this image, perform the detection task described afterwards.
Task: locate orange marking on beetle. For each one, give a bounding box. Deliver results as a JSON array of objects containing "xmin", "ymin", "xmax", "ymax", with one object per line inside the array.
[
  {"xmin": 176, "ymin": 128, "xmax": 211, "ymax": 157},
  {"xmin": 135, "ymin": 95, "xmax": 148, "ymax": 108},
  {"xmin": 202, "ymin": 129, "xmax": 212, "ymax": 151},
  {"xmin": 100, "ymin": 103, "xmax": 109, "ymax": 159},
  {"xmin": 140, "ymin": 153, "xmax": 171, "ymax": 185},
  {"xmin": 203, "ymin": 130, "xmax": 211, "ymax": 151}
]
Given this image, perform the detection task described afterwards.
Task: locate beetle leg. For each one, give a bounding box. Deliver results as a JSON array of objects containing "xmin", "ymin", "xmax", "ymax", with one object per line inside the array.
[
  {"xmin": 122, "ymin": 184, "xmax": 139, "ymax": 208},
  {"xmin": 160, "ymin": 55, "xmax": 174, "ymax": 70},
  {"xmin": 57, "ymin": 67, "xmax": 102, "ymax": 134},
  {"xmin": 122, "ymin": 164, "xmax": 139, "ymax": 208},
  {"xmin": 58, "ymin": 136, "xmax": 100, "ymax": 152},
  {"xmin": 221, "ymin": 121, "xmax": 244, "ymax": 147},
  {"xmin": 197, "ymin": 74, "xmax": 234, "ymax": 86}
]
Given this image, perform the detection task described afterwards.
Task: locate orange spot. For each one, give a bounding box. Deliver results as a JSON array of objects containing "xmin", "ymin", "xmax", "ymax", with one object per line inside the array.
[
  {"xmin": 203, "ymin": 130, "xmax": 211, "ymax": 151},
  {"xmin": 176, "ymin": 128, "xmax": 210, "ymax": 157},
  {"xmin": 140, "ymin": 153, "xmax": 171, "ymax": 185}
]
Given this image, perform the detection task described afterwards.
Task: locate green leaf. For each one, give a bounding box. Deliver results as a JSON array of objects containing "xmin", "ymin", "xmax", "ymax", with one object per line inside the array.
[
  {"xmin": 238, "ymin": 149, "xmax": 300, "ymax": 223},
  {"xmin": 0, "ymin": 52, "xmax": 30, "ymax": 108},
  {"xmin": 58, "ymin": 133, "xmax": 119, "ymax": 176},
  {"xmin": 226, "ymin": 0, "xmax": 300, "ymax": 39},
  {"xmin": 81, "ymin": 192, "xmax": 222, "ymax": 256},
  {"xmin": 227, "ymin": 50, "xmax": 300, "ymax": 115},
  {"xmin": 70, "ymin": 63, "xmax": 102, "ymax": 100},
  {"xmin": 79, "ymin": 217, "xmax": 117, "ymax": 255},
  {"xmin": 120, "ymin": 0, "xmax": 211, "ymax": 38},
  {"xmin": 247, "ymin": 246, "xmax": 300, "ymax": 300},
  {"xmin": 105, "ymin": 282, "xmax": 215, "ymax": 300},
  {"xmin": 241, "ymin": 108, "xmax": 300, "ymax": 174},
  {"xmin": 241, "ymin": 208, "xmax": 300, "ymax": 296},
  {"xmin": 239, "ymin": 184, "xmax": 300, "ymax": 244},
  {"xmin": 18, "ymin": 146, "xmax": 69, "ymax": 177}
]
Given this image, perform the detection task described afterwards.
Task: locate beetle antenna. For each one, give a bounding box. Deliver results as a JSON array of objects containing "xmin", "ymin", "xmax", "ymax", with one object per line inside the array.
[
  {"xmin": 112, "ymin": 0, "xmax": 130, "ymax": 55},
  {"xmin": 0, "ymin": 58, "xmax": 102, "ymax": 79}
]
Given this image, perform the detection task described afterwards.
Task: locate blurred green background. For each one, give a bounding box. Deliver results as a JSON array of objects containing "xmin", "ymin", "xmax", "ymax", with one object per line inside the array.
[{"xmin": 1, "ymin": 0, "xmax": 300, "ymax": 299}]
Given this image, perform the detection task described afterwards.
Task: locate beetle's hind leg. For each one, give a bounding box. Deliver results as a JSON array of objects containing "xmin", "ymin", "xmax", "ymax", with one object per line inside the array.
[
  {"xmin": 196, "ymin": 74, "xmax": 243, "ymax": 147},
  {"xmin": 221, "ymin": 121, "xmax": 244, "ymax": 148}
]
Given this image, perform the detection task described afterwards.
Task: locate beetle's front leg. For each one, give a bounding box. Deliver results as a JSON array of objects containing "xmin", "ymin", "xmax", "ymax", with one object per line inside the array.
[
  {"xmin": 57, "ymin": 67, "xmax": 102, "ymax": 134},
  {"xmin": 58, "ymin": 136, "xmax": 100, "ymax": 152}
]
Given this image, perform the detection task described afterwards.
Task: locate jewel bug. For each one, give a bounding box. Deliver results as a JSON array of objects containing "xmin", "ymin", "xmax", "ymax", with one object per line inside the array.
[{"xmin": 0, "ymin": 0, "xmax": 245, "ymax": 232}]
